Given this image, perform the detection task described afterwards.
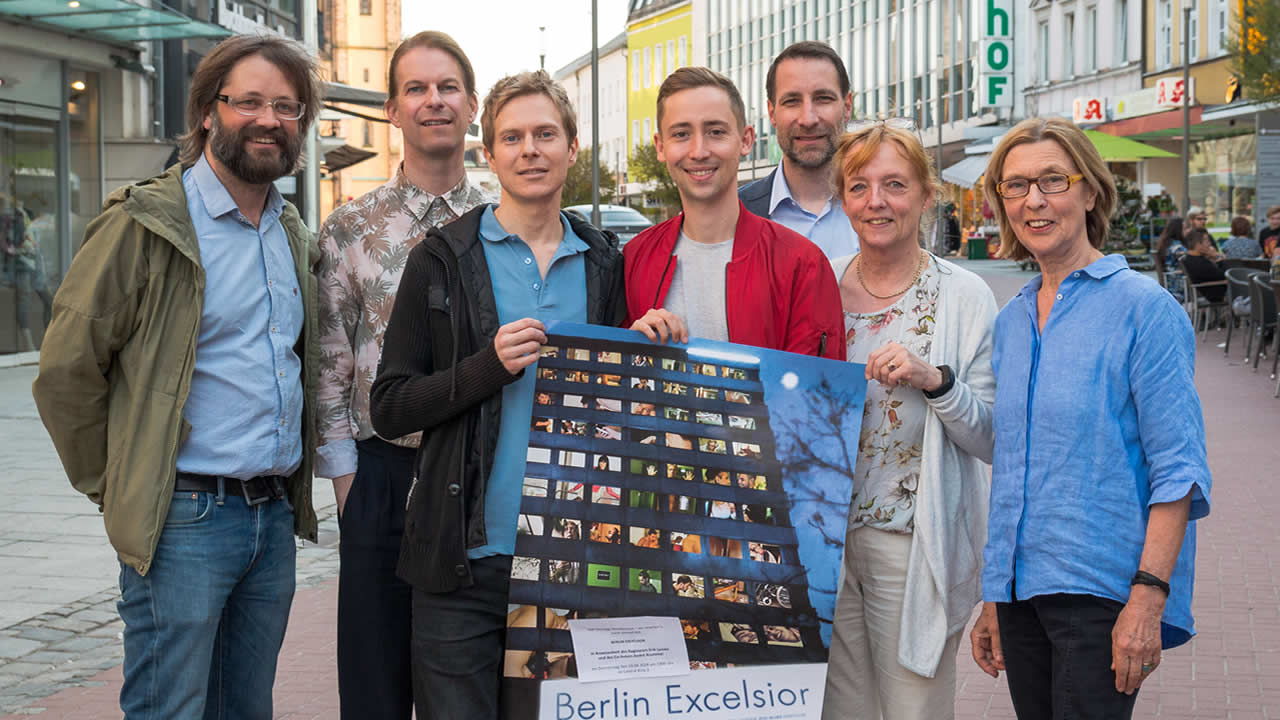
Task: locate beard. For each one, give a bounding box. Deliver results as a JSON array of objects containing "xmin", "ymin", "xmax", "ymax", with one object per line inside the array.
[
  {"xmin": 780, "ymin": 130, "xmax": 837, "ymax": 170},
  {"xmin": 208, "ymin": 112, "xmax": 302, "ymax": 185}
]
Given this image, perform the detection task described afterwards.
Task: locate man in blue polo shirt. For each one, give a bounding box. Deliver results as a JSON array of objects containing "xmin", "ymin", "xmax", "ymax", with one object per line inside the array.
[
  {"xmin": 369, "ymin": 70, "xmax": 626, "ymax": 719},
  {"xmin": 739, "ymin": 41, "xmax": 858, "ymax": 259}
]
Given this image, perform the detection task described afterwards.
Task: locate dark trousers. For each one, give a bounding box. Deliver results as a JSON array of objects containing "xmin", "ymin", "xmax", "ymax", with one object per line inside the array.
[
  {"xmin": 997, "ymin": 593, "xmax": 1140, "ymax": 720},
  {"xmin": 411, "ymin": 555, "xmax": 512, "ymax": 720},
  {"xmin": 336, "ymin": 438, "xmax": 416, "ymax": 719}
]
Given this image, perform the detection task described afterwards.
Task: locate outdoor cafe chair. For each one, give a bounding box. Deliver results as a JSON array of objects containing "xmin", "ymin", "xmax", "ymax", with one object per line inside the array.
[
  {"xmin": 1224, "ymin": 267, "xmax": 1257, "ymax": 357},
  {"xmin": 1178, "ymin": 256, "xmax": 1229, "ymax": 340},
  {"xmin": 1246, "ymin": 273, "xmax": 1276, "ymax": 372}
]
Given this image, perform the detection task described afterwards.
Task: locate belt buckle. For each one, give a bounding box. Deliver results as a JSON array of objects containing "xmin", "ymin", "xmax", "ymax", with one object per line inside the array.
[{"xmin": 240, "ymin": 477, "xmax": 270, "ymax": 506}]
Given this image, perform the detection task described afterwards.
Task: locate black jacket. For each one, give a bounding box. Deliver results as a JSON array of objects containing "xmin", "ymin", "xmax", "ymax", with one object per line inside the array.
[
  {"xmin": 370, "ymin": 204, "xmax": 626, "ymax": 592},
  {"xmin": 738, "ymin": 168, "xmax": 777, "ymax": 219}
]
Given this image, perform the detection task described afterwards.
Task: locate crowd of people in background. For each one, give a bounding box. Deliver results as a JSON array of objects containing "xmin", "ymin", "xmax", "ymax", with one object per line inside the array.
[{"xmin": 29, "ymin": 29, "xmax": 1214, "ymax": 720}]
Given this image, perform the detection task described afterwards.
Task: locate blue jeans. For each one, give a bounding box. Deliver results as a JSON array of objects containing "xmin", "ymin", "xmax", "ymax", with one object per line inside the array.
[{"xmin": 117, "ymin": 489, "xmax": 296, "ymax": 720}]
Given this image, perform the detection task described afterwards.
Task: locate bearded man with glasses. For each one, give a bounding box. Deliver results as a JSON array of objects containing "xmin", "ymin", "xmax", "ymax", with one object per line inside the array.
[{"xmin": 33, "ymin": 35, "xmax": 324, "ymax": 719}]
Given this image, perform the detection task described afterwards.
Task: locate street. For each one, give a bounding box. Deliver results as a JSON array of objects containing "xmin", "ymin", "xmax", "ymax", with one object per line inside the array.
[{"xmin": 1, "ymin": 259, "xmax": 1278, "ymax": 719}]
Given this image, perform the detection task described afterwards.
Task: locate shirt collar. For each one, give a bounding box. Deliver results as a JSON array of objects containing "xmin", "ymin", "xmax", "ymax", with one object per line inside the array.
[
  {"xmin": 768, "ymin": 163, "xmax": 834, "ymax": 218},
  {"xmin": 189, "ymin": 153, "xmax": 283, "ymax": 222},
  {"xmin": 479, "ymin": 205, "xmax": 589, "ymax": 254},
  {"xmin": 1015, "ymin": 253, "xmax": 1130, "ymax": 301},
  {"xmin": 395, "ymin": 164, "xmax": 478, "ymax": 221}
]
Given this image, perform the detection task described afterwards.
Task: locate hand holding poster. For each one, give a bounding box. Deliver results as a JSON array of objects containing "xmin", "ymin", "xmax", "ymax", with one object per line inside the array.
[{"xmin": 501, "ymin": 323, "xmax": 867, "ymax": 719}]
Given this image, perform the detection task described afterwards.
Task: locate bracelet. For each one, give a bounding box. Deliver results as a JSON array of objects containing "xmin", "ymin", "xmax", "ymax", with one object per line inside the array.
[
  {"xmin": 1131, "ymin": 570, "xmax": 1170, "ymax": 596},
  {"xmin": 922, "ymin": 364, "xmax": 955, "ymax": 399}
]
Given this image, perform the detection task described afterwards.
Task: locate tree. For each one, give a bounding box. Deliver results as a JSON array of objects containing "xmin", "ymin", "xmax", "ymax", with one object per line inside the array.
[
  {"xmin": 560, "ymin": 148, "xmax": 617, "ymax": 207},
  {"xmin": 628, "ymin": 142, "xmax": 681, "ymax": 217},
  {"xmin": 1228, "ymin": 0, "xmax": 1280, "ymax": 103}
]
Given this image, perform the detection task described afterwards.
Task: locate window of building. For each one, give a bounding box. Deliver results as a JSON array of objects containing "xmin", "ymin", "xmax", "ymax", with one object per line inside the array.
[
  {"xmin": 1064, "ymin": 13, "xmax": 1075, "ymax": 77},
  {"xmin": 1038, "ymin": 21, "xmax": 1050, "ymax": 82},
  {"xmin": 666, "ymin": 39, "xmax": 675, "ymax": 73},
  {"xmin": 362, "ymin": 121, "xmax": 372, "ymax": 147},
  {"xmin": 1158, "ymin": 0, "xmax": 1173, "ymax": 69},
  {"xmin": 643, "ymin": 47, "xmax": 651, "ymax": 88},
  {"xmin": 1116, "ymin": 0, "xmax": 1129, "ymax": 64},
  {"xmin": 678, "ymin": 36, "xmax": 687, "ymax": 68},
  {"xmin": 632, "ymin": 119, "xmax": 640, "ymax": 148},
  {"xmin": 643, "ymin": 117, "xmax": 651, "ymax": 144},
  {"xmin": 359, "ymin": 0, "xmax": 370, "ymax": 15},
  {"xmin": 1210, "ymin": 0, "xmax": 1229, "ymax": 55},
  {"xmin": 1084, "ymin": 7, "xmax": 1096, "ymax": 73},
  {"xmin": 632, "ymin": 50, "xmax": 641, "ymax": 91},
  {"xmin": 362, "ymin": 67, "xmax": 369, "ymax": 83},
  {"xmin": 653, "ymin": 43, "xmax": 663, "ymax": 84}
]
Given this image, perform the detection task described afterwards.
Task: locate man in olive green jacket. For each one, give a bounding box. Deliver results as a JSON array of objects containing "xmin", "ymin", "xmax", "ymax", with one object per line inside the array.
[{"xmin": 33, "ymin": 35, "xmax": 322, "ymax": 719}]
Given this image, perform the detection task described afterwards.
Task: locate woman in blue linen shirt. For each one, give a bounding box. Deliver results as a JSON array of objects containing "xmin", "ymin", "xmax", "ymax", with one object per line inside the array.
[{"xmin": 968, "ymin": 117, "xmax": 1212, "ymax": 719}]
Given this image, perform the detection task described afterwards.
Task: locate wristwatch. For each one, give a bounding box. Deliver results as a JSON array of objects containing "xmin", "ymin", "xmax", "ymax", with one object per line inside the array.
[{"xmin": 922, "ymin": 364, "xmax": 955, "ymax": 399}]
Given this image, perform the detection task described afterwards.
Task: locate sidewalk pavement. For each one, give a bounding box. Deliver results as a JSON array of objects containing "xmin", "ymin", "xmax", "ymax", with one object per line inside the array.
[{"xmin": 1, "ymin": 259, "xmax": 1278, "ymax": 718}]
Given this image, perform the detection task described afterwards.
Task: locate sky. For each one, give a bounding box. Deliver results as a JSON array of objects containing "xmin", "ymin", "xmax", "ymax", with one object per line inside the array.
[{"xmin": 401, "ymin": 1, "xmax": 630, "ymax": 100}]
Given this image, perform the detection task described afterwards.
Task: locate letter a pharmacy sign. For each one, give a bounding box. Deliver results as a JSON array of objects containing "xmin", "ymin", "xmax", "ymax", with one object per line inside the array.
[{"xmin": 981, "ymin": 0, "xmax": 1013, "ymax": 109}]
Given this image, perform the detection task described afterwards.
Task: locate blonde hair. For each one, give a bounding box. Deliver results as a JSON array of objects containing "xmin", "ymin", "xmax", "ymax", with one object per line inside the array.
[
  {"xmin": 178, "ymin": 34, "xmax": 323, "ymax": 167},
  {"xmin": 480, "ymin": 70, "xmax": 577, "ymax": 155},
  {"xmin": 982, "ymin": 117, "xmax": 1116, "ymax": 261},
  {"xmin": 831, "ymin": 123, "xmax": 939, "ymax": 240}
]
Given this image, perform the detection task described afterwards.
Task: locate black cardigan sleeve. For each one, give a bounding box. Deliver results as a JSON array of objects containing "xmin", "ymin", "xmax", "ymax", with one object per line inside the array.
[{"xmin": 369, "ymin": 242, "xmax": 517, "ymax": 440}]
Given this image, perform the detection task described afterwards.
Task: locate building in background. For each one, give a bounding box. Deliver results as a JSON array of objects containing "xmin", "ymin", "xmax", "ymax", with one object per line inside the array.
[
  {"xmin": 316, "ymin": 0, "xmax": 401, "ymax": 219},
  {"xmin": 554, "ymin": 31, "xmax": 630, "ymax": 189},
  {"xmin": 625, "ymin": 0, "xmax": 706, "ymax": 205}
]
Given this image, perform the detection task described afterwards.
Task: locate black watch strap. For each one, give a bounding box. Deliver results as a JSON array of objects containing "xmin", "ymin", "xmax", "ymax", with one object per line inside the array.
[
  {"xmin": 1131, "ymin": 570, "xmax": 1171, "ymax": 596},
  {"xmin": 923, "ymin": 364, "xmax": 955, "ymax": 399}
]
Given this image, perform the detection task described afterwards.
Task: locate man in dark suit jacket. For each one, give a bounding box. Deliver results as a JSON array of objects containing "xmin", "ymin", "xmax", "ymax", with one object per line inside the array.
[{"xmin": 738, "ymin": 41, "xmax": 858, "ymax": 260}]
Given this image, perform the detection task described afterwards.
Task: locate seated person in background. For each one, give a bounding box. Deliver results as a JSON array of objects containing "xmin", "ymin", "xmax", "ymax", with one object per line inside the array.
[
  {"xmin": 1220, "ymin": 216, "xmax": 1262, "ymax": 259},
  {"xmin": 1181, "ymin": 228, "xmax": 1227, "ymax": 303},
  {"xmin": 1259, "ymin": 205, "xmax": 1280, "ymax": 258}
]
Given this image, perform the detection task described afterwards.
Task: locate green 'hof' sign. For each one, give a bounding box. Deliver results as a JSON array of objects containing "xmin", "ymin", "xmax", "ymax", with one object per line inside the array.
[{"xmin": 980, "ymin": 0, "xmax": 1013, "ymax": 109}]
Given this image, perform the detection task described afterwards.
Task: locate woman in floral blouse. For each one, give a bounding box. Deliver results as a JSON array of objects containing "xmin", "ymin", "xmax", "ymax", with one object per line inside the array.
[{"xmin": 822, "ymin": 122, "xmax": 998, "ymax": 720}]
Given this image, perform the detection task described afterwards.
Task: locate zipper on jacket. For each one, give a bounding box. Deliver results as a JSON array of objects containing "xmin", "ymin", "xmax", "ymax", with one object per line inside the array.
[{"xmin": 819, "ymin": 331, "xmax": 828, "ymax": 357}]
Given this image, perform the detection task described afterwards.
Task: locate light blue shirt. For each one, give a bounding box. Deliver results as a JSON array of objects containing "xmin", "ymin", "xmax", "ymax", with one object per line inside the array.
[
  {"xmin": 470, "ymin": 206, "xmax": 588, "ymax": 558},
  {"xmin": 768, "ymin": 165, "xmax": 859, "ymax": 259},
  {"xmin": 983, "ymin": 255, "xmax": 1211, "ymax": 648},
  {"xmin": 176, "ymin": 155, "xmax": 304, "ymax": 480}
]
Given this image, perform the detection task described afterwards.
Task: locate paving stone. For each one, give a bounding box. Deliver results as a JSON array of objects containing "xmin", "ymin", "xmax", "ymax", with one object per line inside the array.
[
  {"xmin": 12, "ymin": 629, "xmax": 70, "ymax": 645},
  {"xmin": 0, "ymin": 638, "xmax": 40, "ymax": 660},
  {"xmin": 63, "ymin": 610, "xmax": 117, "ymax": 626}
]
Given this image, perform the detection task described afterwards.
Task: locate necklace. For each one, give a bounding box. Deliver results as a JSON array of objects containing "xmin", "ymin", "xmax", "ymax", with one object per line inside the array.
[{"xmin": 856, "ymin": 250, "xmax": 926, "ymax": 299}]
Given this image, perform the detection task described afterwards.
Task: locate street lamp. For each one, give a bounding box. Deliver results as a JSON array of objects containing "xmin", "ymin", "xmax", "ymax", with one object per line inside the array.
[
  {"xmin": 935, "ymin": 53, "xmax": 945, "ymax": 254},
  {"xmin": 540, "ymin": 26, "xmax": 547, "ymax": 70},
  {"xmin": 1181, "ymin": 0, "xmax": 1192, "ymax": 217},
  {"xmin": 590, "ymin": 0, "xmax": 600, "ymax": 227}
]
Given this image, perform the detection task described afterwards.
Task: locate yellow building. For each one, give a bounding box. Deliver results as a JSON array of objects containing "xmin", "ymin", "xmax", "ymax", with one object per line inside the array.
[
  {"xmin": 626, "ymin": 0, "xmax": 694, "ymax": 156},
  {"xmin": 317, "ymin": 0, "xmax": 402, "ymax": 220}
]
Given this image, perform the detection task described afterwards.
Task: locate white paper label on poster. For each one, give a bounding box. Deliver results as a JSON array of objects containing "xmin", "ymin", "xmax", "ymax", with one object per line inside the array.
[
  {"xmin": 540, "ymin": 663, "xmax": 827, "ymax": 720},
  {"xmin": 568, "ymin": 616, "xmax": 690, "ymax": 682}
]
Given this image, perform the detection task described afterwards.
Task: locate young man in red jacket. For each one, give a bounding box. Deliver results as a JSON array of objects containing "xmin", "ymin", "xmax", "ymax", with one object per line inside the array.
[{"xmin": 625, "ymin": 66, "xmax": 844, "ymax": 361}]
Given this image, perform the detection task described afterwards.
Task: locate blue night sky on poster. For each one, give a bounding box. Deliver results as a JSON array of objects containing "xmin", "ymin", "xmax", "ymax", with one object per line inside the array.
[{"xmin": 541, "ymin": 322, "xmax": 867, "ymax": 647}]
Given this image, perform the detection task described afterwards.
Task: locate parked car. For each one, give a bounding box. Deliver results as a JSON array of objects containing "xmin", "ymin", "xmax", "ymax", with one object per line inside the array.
[{"xmin": 563, "ymin": 204, "xmax": 653, "ymax": 246}]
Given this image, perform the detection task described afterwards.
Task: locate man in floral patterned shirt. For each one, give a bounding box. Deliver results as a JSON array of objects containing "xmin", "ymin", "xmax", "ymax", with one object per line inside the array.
[{"xmin": 313, "ymin": 30, "xmax": 491, "ymax": 719}]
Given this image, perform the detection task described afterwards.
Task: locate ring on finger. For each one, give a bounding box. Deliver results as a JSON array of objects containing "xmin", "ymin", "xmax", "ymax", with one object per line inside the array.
[
  {"xmin": 887, "ymin": 362, "xmax": 897, "ymax": 372},
  {"xmin": 1141, "ymin": 661, "xmax": 1155, "ymax": 673}
]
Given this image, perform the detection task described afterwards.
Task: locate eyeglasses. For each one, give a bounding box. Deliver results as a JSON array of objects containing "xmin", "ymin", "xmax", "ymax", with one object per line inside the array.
[
  {"xmin": 848, "ymin": 116, "xmax": 918, "ymax": 133},
  {"xmin": 217, "ymin": 94, "xmax": 305, "ymax": 121},
  {"xmin": 994, "ymin": 173, "xmax": 1085, "ymax": 199}
]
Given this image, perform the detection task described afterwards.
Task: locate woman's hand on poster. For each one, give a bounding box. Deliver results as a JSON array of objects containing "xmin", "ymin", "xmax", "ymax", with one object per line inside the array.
[{"xmin": 865, "ymin": 341, "xmax": 943, "ymax": 391}]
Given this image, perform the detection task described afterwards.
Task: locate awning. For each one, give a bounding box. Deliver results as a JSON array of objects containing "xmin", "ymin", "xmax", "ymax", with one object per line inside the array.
[
  {"xmin": 326, "ymin": 82, "xmax": 386, "ymax": 107},
  {"xmin": 941, "ymin": 154, "xmax": 990, "ymax": 188},
  {"xmin": 321, "ymin": 142, "xmax": 376, "ymax": 173},
  {"xmin": 0, "ymin": 0, "xmax": 231, "ymax": 43},
  {"xmin": 1083, "ymin": 130, "xmax": 1177, "ymax": 162}
]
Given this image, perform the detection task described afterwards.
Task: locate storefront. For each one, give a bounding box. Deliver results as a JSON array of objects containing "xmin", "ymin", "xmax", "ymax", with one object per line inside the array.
[
  {"xmin": 0, "ymin": 45, "xmax": 103, "ymax": 354},
  {"xmin": 0, "ymin": 2, "xmax": 228, "ymax": 354}
]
